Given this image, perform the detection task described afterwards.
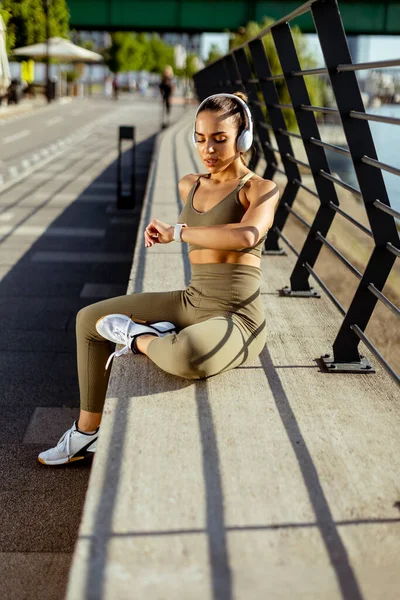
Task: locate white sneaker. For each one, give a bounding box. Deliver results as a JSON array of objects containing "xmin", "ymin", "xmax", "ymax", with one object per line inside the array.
[
  {"xmin": 38, "ymin": 420, "xmax": 99, "ymax": 466},
  {"xmin": 95, "ymin": 314, "xmax": 176, "ymax": 369}
]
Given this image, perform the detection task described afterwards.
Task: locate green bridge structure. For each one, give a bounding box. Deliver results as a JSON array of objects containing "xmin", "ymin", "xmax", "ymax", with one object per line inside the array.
[{"xmin": 68, "ymin": 0, "xmax": 400, "ymax": 35}]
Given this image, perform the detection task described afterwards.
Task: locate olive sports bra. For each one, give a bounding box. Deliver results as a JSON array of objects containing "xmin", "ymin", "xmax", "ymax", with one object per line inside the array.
[{"xmin": 177, "ymin": 172, "xmax": 267, "ymax": 257}]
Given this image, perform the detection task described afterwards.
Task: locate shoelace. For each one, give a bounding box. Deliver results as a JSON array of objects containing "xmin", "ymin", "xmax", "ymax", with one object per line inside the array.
[
  {"xmin": 56, "ymin": 424, "xmax": 75, "ymax": 457},
  {"xmin": 105, "ymin": 318, "xmax": 133, "ymax": 370},
  {"xmin": 55, "ymin": 422, "xmax": 96, "ymax": 458}
]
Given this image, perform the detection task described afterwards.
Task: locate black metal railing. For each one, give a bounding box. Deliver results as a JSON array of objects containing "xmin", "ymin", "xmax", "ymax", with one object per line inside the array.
[{"xmin": 193, "ymin": 0, "xmax": 400, "ymax": 385}]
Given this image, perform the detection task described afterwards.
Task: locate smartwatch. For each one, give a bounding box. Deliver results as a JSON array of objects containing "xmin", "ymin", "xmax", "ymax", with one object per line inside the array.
[{"xmin": 173, "ymin": 223, "xmax": 187, "ymax": 242}]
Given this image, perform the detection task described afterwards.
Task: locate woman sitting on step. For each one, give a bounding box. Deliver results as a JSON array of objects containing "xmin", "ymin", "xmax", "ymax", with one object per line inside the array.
[{"xmin": 38, "ymin": 91, "xmax": 280, "ymax": 466}]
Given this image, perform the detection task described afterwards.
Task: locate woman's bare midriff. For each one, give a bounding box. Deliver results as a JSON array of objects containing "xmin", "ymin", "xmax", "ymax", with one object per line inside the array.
[{"xmin": 189, "ymin": 248, "xmax": 261, "ymax": 268}]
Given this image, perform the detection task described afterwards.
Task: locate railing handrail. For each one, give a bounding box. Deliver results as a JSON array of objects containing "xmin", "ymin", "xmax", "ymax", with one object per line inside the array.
[{"xmin": 208, "ymin": 0, "xmax": 320, "ymax": 59}]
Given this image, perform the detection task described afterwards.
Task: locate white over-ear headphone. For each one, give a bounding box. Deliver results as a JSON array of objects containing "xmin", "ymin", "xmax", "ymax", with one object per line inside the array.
[{"xmin": 192, "ymin": 93, "xmax": 254, "ymax": 152}]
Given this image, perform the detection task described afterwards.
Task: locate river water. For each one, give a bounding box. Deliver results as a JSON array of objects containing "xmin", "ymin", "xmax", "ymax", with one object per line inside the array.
[{"xmin": 323, "ymin": 104, "xmax": 400, "ymax": 215}]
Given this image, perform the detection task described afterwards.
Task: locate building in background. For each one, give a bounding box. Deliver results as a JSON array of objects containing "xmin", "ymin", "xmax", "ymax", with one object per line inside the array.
[
  {"xmin": 162, "ymin": 32, "xmax": 202, "ymax": 57},
  {"xmin": 71, "ymin": 30, "xmax": 111, "ymax": 51}
]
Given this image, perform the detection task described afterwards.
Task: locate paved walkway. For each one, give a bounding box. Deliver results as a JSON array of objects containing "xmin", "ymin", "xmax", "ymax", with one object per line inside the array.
[
  {"xmin": 67, "ymin": 113, "xmax": 400, "ymax": 600},
  {"xmin": 0, "ymin": 98, "xmax": 185, "ymax": 600},
  {"xmin": 0, "ymin": 96, "xmax": 64, "ymax": 124}
]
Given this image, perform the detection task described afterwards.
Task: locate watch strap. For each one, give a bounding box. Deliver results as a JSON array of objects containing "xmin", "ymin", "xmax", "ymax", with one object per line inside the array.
[{"xmin": 173, "ymin": 223, "xmax": 186, "ymax": 242}]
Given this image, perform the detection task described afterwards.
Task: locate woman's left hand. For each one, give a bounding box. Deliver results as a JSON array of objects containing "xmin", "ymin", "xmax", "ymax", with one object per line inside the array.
[{"xmin": 144, "ymin": 219, "xmax": 174, "ymax": 248}]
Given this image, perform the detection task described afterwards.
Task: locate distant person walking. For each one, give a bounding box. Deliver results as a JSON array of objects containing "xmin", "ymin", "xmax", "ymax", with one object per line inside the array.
[
  {"xmin": 112, "ymin": 74, "xmax": 119, "ymax": 100},
  {"xmin": 159, "ymin": 65, "xmax": 175, "ymax": 127}
]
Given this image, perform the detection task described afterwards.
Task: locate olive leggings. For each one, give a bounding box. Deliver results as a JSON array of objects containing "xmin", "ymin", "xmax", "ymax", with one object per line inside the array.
[{"xmin": 76, "ymin": 263, "xmax": 267, "ymax": 413}]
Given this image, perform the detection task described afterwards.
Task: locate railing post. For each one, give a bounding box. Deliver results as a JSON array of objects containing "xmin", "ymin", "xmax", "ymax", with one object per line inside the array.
[
  {"xmin": 271, "ymin": 22, "xmax": 341, "ymax": 297},
  {"xmin": 193, "ymin": 63, "xmax": 222, "ymax": 100},
  {"xmin": 232, "ymin": 49, "xmax": 277, "ymax": 179},
  {"xmin": 311, "ymin": 0, "xmax": 398, "ymax": 371},
  {"xmin": 220, "ymin": 55, "xmax": 236, "ymax": 94},
  {"xmin": 223, "ymin": 53, "xmax": 258, "ymax": 170},
  {"xmin": 248, "ymin": 39, "xmax": 302, "ymax": 255},
  {"xmin": 192, "ymin": 69, "xmax": 207, "ymax": 100},
  {"xmin": 222, "ymin": 54, "xmax": 260, "ymax": 170}
]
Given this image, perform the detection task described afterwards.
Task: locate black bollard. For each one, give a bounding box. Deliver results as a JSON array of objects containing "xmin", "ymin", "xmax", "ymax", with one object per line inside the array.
[{"xmin": 117, "ymin": 125, "xmax": 136, "ymax": 209}]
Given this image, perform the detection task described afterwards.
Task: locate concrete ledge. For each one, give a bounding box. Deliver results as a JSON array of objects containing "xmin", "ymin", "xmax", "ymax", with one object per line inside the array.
[{"xmin": 66, "ymin": 113, "xmax": 400, "ymax": 599}]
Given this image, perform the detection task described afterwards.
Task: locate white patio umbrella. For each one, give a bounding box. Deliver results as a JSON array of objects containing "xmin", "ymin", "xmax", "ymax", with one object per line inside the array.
[
  {"xmin": 12, "ymin": 37, "xmax": 103, "ymax": 62},
  {"xmin": 13, "ymin": 37, "xmax": 103, "ymax": 99},
  {"xmin": 0, "ymin": 15, "xmax": 11, "ymax": 94}
]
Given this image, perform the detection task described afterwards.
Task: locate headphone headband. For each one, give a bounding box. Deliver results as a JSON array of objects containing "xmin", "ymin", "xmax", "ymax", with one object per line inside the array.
[
  {"xmin": 193, "ymin": 93, "xmax": 254, "ymax": 152},
  {"xmin": 194, "ymin": 93, "xmax": 252, "ymax": 124}
]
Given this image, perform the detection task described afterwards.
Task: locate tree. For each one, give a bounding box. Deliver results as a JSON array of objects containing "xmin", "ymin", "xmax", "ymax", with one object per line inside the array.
[
  {"xmin": 0, "ymin": 5, "xmax": 13, "ymax": 54},
  {"xmin": 229, "ymin": 18, "xmax": 326, "ymax": 130},
  {"xmin": 147, "ymin": 33, "xmax": 174, "ymax": 73},
  {"xmin": 0, "ymin": 0, "xmax": 69, "ymax": 52},
  {"xmin": 185, "ymin": 52, "xmax": 201, "ymax": 79},
  {"xmin": 1, "ymin": 0, "xmax": 45, "ymax": 50},
  {"xmin": 77, "ymin": 39, "xmax": 95, "ymax": 52},
  {"xmin": 206, "ymin": 43, "xmax": 223, "ymax": 66},
  {"xmin": 103, "ymin": 32, "xmax": 148, "ymax": 74},
  {"xmin": 103, "ymin": 32, "xmax": 126, "ymax": 73},
  {"xmin": 48, "ymin": 0, "xmax": 69, "ymax": 39},
  {"xmin": 104, "ymin": 32, "xmax": 177, "ymax": 75}
]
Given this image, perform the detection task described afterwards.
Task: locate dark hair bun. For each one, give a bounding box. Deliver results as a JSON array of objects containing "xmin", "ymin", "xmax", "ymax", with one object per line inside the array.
[{"xmin": 233, "ymin": 91, "xmax": 249, "ymax": 104}]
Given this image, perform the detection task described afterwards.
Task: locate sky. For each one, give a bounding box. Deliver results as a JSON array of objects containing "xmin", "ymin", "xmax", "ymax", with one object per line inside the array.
[
  {"xmin": 200, "ymin": 33, "xmax": 230, "ymax": 60},
  {"xmin": 307, "ymin": 34, "xmax": 400, "ymax": 64},
  {"xmin": 200, "ymin": 32, "xmax": 400, "ymax": 64}
]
